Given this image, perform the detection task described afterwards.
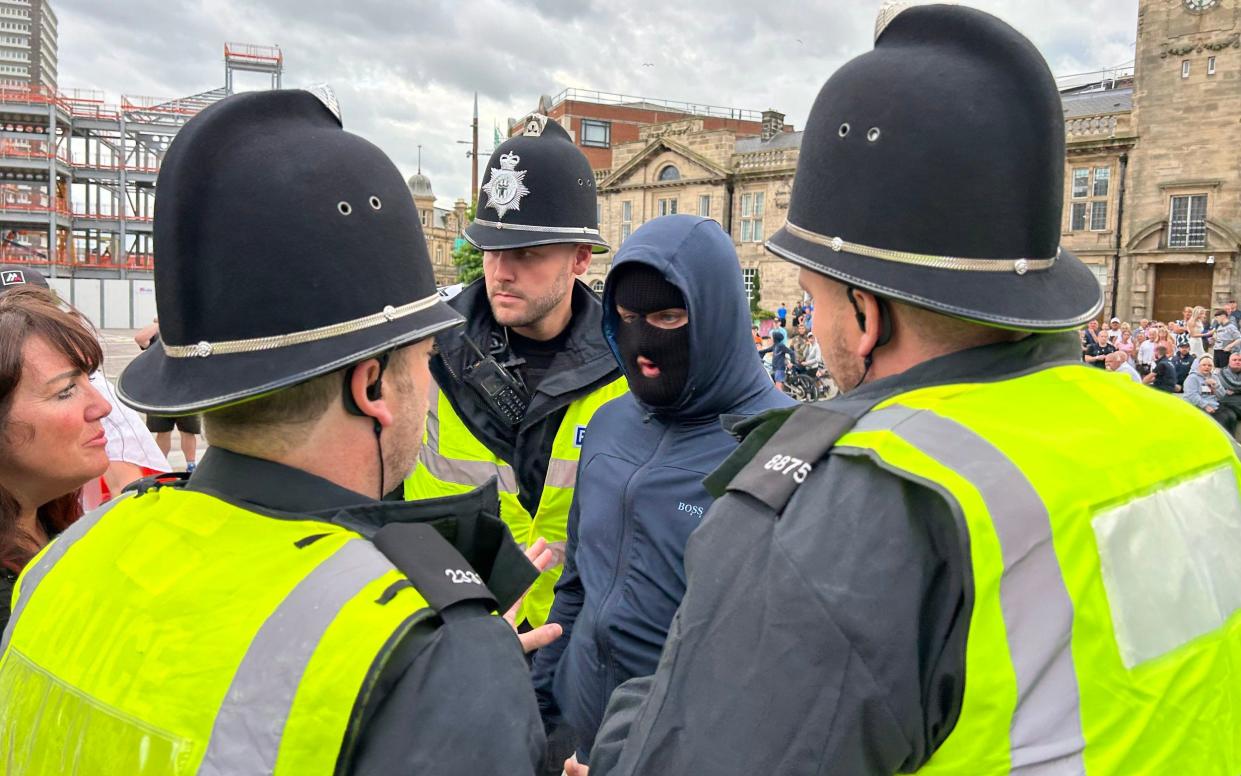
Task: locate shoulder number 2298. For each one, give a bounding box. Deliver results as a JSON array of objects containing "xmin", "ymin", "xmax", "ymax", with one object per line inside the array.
[
  {"xmin": 763, "ymin": 454, "xmax": 813, "ymax": 483},
  {"xmin": 445, "ymin": 569, "xmax": 484, "ymax": 585}
]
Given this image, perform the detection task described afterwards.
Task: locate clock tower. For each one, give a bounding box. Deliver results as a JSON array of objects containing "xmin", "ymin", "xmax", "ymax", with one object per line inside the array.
[{"xmin": 1123, "ymin": 0, "xmax": 1241, "ymax": 320}]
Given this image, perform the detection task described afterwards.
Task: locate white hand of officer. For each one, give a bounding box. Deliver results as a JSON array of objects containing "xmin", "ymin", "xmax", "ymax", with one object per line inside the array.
[{"xmin": 503, "ymin": 537, "xmax": 563, "ymax": 653}]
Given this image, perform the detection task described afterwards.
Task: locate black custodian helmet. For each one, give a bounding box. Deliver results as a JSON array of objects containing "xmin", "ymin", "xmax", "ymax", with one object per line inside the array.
[
  {"xmin": 465, "ymin": 114, "xmax": 608, "ymax": 254},
  {"xmin": 765, "ymin": 3, "xmax": 1103, "ymax": 331},
  {"xmin": 118, "ymin": 88, "xmax": 464, "ymax": 415}
]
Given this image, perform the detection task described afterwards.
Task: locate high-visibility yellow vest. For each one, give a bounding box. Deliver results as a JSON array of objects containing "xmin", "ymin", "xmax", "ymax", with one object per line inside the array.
[
  {"xmin": 829, "ymin": 365, "xmax": 1241, "ymax": 774},
  {"xmin": 405, "ymin": 378, "xmax": 628, "ymax": 626},
  {"xmin": 0, "ymin": 486, "xmax": 434, "ymax": 776}
]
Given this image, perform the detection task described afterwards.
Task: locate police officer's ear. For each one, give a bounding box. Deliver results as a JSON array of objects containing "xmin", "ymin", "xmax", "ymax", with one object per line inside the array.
[
  {"xmin": 345, "ymin": 355, "xmax": 395, "ymax": 430},
  {"xmin": 845, "ymin": 287, "xmax": 892, "ymax": 359},
  {"xmin": 570, "ymin": 243, "xmax": 593, "ymax": 278}
]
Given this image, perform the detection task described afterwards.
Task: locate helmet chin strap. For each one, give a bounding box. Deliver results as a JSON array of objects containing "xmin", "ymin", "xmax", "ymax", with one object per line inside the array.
[{"xmin": 845, "ymin": 286, "xmax": 893, "ymax": 392}]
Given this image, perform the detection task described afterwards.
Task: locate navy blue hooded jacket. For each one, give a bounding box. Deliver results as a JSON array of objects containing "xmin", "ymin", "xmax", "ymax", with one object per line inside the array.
[{"xmin": 530, "ymin": 215, "xmax": 793, "ymax": 763}]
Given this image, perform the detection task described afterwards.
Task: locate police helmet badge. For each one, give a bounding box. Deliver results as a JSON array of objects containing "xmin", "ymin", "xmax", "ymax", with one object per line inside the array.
[{"xmin": 481, "ymin": 151, "xmax": 530, "ymax": 220}]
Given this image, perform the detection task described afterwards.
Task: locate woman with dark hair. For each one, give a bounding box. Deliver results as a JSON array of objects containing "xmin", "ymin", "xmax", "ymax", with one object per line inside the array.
[{"xmin": 0, "ymin": 286, "xmax": 111, "ymax": 630}]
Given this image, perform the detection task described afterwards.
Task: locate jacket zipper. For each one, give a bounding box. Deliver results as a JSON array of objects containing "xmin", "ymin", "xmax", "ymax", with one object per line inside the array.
[{"xmin": 592, "ymin": 419, "xmax": 675, "ymax": 725}]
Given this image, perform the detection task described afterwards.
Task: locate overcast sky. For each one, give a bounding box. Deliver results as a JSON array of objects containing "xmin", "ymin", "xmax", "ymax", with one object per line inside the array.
[{"xmin": 56, "ymin": 0, "xmax": 1138, "ymax": 209}]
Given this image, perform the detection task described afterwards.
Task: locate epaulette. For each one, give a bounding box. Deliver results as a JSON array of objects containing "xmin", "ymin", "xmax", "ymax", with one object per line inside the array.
[
  {"xmin": 717, "ymin": 405, "xmax": 863, "ymax": 513},
  {"xmin": 371, "ymin": 522, "xmax": 498, "ymax": 614}
]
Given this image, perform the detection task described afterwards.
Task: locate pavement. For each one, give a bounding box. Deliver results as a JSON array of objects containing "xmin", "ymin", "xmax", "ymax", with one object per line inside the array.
[{"xmin": 99, "ymin": 329, "xmax": 205, "ymax": 471}]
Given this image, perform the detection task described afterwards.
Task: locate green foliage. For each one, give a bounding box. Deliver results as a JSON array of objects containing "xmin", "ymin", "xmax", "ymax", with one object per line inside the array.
[
  {"xmin": 748, "ymin": 267, "xmax": 774, "ymax": 320},
  {"xmin": 453, "ymin": 202, "xmax": 483, "ymax": 284}
]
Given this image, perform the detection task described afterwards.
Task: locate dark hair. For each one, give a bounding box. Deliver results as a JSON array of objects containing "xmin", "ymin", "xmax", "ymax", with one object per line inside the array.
[
  {"xmin": 0, "ymin": 287, "xmax": 102, "ymax": 572},
  {"xmin": 1215, "ymin": 309, "xmax": 1228, "ymax": 317}
]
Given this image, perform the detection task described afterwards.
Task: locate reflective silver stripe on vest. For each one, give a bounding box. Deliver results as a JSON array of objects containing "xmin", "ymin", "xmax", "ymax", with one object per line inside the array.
[
  {"xmin": 198, "ymin": 539, "xmax": 395, "ymax": 775},
  {"xmin": 0, "ymin": 494, "xmax": 129, "ymax": 654},
  {"xmin": 850, "ymin": 405, "xmax": 1087, "ymax": 773},
  {"xmin": 419, "ymin": 445, "xmax": 519, "ymax": 493},
  {"xmin": 546, "ymin": 458, "xmax": 578, "ymax": 490},
  {"xmin": 417, "ymin": 385, "xmax": 519, "ymax": 495}
]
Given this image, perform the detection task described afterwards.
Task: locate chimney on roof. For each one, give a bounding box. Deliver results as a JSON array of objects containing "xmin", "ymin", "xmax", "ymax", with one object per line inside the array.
[{"xmin": 761, "ymin": 109, "xmax": 785, "ymax": 141}]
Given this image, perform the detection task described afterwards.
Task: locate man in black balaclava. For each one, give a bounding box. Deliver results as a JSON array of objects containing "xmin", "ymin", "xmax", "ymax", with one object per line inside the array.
[
  {"xmin": 531, "ymin": 215, "xmax": 792, "ymax": 772},
  {"xmin": 611, "ymin": 263, "xmax": 691, "ymax": 407}
]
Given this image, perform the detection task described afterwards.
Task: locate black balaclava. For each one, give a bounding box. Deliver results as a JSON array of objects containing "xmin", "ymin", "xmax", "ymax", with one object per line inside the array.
[{"xmin": 612, "ymin": 264, "xmax": 690, "ymax": 407}]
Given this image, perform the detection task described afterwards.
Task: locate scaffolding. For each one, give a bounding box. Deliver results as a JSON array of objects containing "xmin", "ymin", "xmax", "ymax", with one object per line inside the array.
[{"xmin": 0, "ymin": 44, "xmax": 281, "ymax": 278}]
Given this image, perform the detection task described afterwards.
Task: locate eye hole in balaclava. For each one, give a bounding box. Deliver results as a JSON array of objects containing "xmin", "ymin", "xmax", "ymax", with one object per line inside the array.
[{"xmin": 612, "ymin": 264, "xmax": 690, "ymax": 407}]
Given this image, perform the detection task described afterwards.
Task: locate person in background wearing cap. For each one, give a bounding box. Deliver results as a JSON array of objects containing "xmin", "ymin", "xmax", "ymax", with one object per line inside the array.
[
  {"xmin": 0, "ymin": 264, "xmax": 170, "ymax": 499},
  {"xmin": 1105, "ymin": 316, "xmax": 1122, "ymax": 342},
  {"xmin": 403, "ymin": 114, "xmax": 627, "ymax": 640},
  {"xmin": 586, "ymin": 6, "xmax": 1241, "ymax": 775},
  {"xmin": 530, "ymin": 215, "xmax": 793, "ymax": 772},
  {"xmin": 1172, "ymin": 340, "xmax": 1196, "ymax": 390},
  {"xmin": 0, "ymin": 90, "xmax": 552, "ymax": 775}
]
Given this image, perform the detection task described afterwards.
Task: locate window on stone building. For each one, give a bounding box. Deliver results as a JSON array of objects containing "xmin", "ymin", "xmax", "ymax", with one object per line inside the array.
[
  {"xmin": 581, "ymin": 119, "xmax": 610, "ymax": 148},
  {"xmin": 1072, "ymin": 168, "xmax": 1089, "ymax": 198},
  {"xmin": 1208, "ymin": 56, "xmax": 1216, "ymax": 76},
  {"xmin": 1087, "ymin": 263, "xmax": 1108, "ymax": 292},
  {"xmin": 436, "ymin": 243, "xmax": 443, "ymax": 262},
  {"xmin": 742, "ymin": 267, "xmax": 758, "ymax": 303},
  {"xmin": 1070, "ymin": 166, "xmax": 1109, "ymax": 232},
  {"xmin": 1071, "ymin": 202, "xmax": 1088, "ymax": 231},
  {"xmin": 699, "ymin": 194, "xmax": 711, "ymax": 217},
  {"xmin": 1090, "ymin": 201, "xmax": 1108, "ymax": 232},
  {"xmin": 1168, "ymin": 194, "xmax": 1208, "ymax": 248},
  {"xmin": 658, "ymin": 165, "xmax": 680, "ymax": 181},
  {"xmin": 621, "ymin": 200, "xmax": 632, "ymax": 243},
  {"xmin": 658, "ymin": 198, "xmax": 678, "ymax": 216},
  {"xmin": 1092, "ymin": 168, "xmax": 1110, "ymax": 197},
  {"xmin": 592, "ymin": 279, "xmax": 605, "ymax": 294},
  {"xmin": 741, "ymin": 192, "xmax": 765, "ymax": 243},
  {"xmin": 1182, "ymin": 60, "xmax": 1190, "ymax": 79}
]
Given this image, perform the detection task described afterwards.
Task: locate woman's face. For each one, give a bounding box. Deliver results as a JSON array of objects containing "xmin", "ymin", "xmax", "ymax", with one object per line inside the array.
[{"xmin": 0, "ymin": 335, "xmax": 111, "ymax": 509}]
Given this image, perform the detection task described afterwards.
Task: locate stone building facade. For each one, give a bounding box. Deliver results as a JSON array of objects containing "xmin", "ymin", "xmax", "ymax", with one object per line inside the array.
[
  {"xmin": 586, "ymin": 114, "xmax": 801, "ymax": 311},
  {"xmin": 1062, "ymin": 0, "xmax": 1241, "ymax": 322},
  {"xmin": 408, "ymin": 171, "xmax": 468, "ymax": 287}
]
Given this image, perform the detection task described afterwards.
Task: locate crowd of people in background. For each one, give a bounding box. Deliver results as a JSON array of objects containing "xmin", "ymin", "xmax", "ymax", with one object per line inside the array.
[
  {"xmin": 1083, "ymin": 300, "xmax": 1241, "ymax": 438},
  {"xmin": 754, "ymin": 300, "xmax": 824, "ymax": 394}
]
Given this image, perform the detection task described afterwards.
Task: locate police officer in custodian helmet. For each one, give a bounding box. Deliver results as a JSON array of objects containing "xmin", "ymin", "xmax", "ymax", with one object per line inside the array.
[
  {"xmin": 587, "ymin": 5, "xmax": 1241, "ymax": 775},
  {"xmin": 0, "ymin": 89, "xmax": 551, "ymax": 775},
  {"xmin": 403, "ymin": 115, "xmax": 627, "ymax": 634}
]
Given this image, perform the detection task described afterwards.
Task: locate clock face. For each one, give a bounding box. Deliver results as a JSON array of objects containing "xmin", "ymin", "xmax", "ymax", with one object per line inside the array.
[{"xmin": 1184, "ymin": 0, "xmax": 1218, "ymax": 11}]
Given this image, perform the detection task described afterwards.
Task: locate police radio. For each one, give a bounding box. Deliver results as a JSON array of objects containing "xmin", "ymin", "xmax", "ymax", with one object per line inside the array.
[{"xmin": 463, "ymin": 336, "xmax": 530, "ymax": 426}]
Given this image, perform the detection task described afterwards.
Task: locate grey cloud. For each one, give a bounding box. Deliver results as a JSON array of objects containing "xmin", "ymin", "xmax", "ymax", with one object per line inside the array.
[{"xmin": 55, "ymin": 0, "xmax": 1138, "ymax": 209}]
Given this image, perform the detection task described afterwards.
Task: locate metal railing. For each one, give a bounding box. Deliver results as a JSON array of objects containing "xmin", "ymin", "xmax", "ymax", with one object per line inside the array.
[
  {"xmin": 0, "ymin": 249, "xmax": 154, "ymax": 270},
  {"xmin": 224, "ymin": 42, "xmax": 283, "ymax": 64},
  {"xmin": 549, "ymin": 88, "xmax": 763, "ymax": 122}
]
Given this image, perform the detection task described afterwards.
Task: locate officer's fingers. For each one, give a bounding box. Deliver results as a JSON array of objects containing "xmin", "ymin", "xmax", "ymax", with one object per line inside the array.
[
  {"xmin": 530, "ymin": 548, "xmax": 556, "ymax": 574},
  {"xmin": 564, "ymin": 756, "xmax": 588, "ymax": 776},
  {"xmin": 519, "ymin": 622, "xmax": 562, "ymax": 653},
  {"xmin": 525, "ymin": 537, "xmax": 548, "ymax": 562}
]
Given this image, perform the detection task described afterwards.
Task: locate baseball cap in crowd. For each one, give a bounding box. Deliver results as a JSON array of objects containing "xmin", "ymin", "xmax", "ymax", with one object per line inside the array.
[{"xmin": 0, "ymin": 265, "xmax": 48, "ymax": 291}]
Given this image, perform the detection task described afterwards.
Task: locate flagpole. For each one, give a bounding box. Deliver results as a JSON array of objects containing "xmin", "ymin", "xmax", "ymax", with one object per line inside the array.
[{"xmin": 471, "ymin": 92, "xmax": 479, "ymax": 205}]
